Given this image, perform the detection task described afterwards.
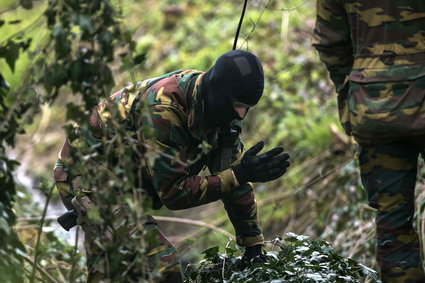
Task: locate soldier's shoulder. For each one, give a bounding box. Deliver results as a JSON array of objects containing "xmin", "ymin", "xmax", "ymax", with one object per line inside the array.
[
  {"xmin": 175, "ymin": 69, "xmax": 203, "ymax": 91},
  {"xmin": 144, "ymin": 72, "xmax": 195, "ymax": 115}
]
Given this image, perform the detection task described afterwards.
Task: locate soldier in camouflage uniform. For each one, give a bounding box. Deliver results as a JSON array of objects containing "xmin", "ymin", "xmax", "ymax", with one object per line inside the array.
[
  {"xmin": 54, "ymin": 50, "xmax": 290, "ymax": 282},
  {"xmin": 313, "ymin": 1, "xmax": 425, "ymax": 282}
]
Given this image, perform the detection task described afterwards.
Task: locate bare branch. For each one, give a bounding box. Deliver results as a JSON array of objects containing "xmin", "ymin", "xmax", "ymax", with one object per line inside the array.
[
  {"xmin": 30, "ymin": 183, "xmax": 55, "ymax": 283},
  {"xmin": 22, "ymin": 254, "xmax": 60, "ymax": 283},
  {"xmin": 69, "ymin": 226, "xmax": 80, "ymax": 283},
  {"xmin": 17, "ymin": 215, "xmax": 235, "ymax": 240}
]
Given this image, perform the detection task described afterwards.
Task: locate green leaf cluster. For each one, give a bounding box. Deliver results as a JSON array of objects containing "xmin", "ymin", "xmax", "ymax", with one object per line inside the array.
[
  {"xmin": 0, "ymin": 0, "xmax": 151, "ymax": 280},
  {"xmin": 186, "ymin": 233, "xmax": 380, "ymax": 283},
  {"xmin": 0, "ymin": 3, "xmax": 38, "ymax": 280}
]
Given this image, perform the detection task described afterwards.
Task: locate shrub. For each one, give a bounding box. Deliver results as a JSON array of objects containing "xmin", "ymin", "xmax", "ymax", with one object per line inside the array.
[{"xmin": 185, "ymin": 233, "xmax": 380, "ymax": 283}]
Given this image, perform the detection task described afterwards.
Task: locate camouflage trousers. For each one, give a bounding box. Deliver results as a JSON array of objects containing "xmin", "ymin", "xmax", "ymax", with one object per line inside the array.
[
  {"xmin": 359, "ymin": 142, "xmax": 425, "ymax": 283},
  {"xmin": 85, "ymin": 216, "xmax": 182, "ymax": 283}
]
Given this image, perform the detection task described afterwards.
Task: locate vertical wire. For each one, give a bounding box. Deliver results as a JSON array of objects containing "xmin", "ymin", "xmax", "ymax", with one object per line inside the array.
[{"xmin": 233, "ymin": 0, "xmax": 249, "ymax": 50}]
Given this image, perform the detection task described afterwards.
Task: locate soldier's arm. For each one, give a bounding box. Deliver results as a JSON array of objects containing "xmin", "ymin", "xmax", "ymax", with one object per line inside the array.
[
  {"xmin": 53, "ymin": 109, "xmax": 103, "ymax": 211},
  {"xmin": 312, "ymin": 0, "xmax": 353, "ymax": 91},
  {"xmin": 148, "ymin": 105, "xmax": 238, "ymax": 210},
  {"xmin": 53, "ymin": 139, "xmax": 76, "ymax": 210}
]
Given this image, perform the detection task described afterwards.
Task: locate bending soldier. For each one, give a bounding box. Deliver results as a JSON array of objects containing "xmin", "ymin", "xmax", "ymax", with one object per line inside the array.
[
  {"xmin": 313, "ymin": 1, "xmax": 425, "ymax": 282},
  {"xmin": 54, "ymin": 50, "xmax": 290, "ymax": 282}
]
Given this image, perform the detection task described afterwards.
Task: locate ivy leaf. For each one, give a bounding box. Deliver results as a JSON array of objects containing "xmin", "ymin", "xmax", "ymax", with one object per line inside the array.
[
  {"xmin": 52, "ymin": 24, "xmax": 63, "ymax": 38},
  {"xmin": 0, "ymin": 218, "xmax": 11, "ymax": 235},
  {"xmin": 87, "ymin": 207, "xmax": 101, "ymax": 222},
  {"xmin": 123, "ymin": 30, "xmax": 133, "ymax": 44},
  {"xmin": 359, "ymin": 263, "xmax": 381, "ymax": 281},
  {"xmin": 50, "ymin": 63, "xmax": 68, "ymax": 87},
  {"xmin": 201, "ymin": 246, "xmax": 219, "ymax": 260},
  {"xmin": 20, "ymin": 38, "xmax": 32, "ymax": 51},
  {"xmin": 0, "ymin": 40, "xmax": 20, "ymax": 72},
  {"xmin": 19, "ymin": 0, "xmax": 33, "ymax": 10},
  {"xmin": 0, "ymin": 74, "xmax": 11, "ymax": 91},
  {"xmin": 66, "ymin": 103, "xmax": 86, "ymax": 123},
  {"xmin": 133, "ymin": 52, "xmax": 146, "ymax": 65},
  {"xmin": 225, "ymin": 246, "xmax": 238, "ymax": 256},
  {"xmin": 45, "ymin": 7, "xmax": 56, "ymax": 26},
  {"xmin": 78, "ymin": 14, "xmax": 94, "ymax": 34},
  {"xmin": 8, "ymin": 20, "xmax": 22, "ymax": 25}
]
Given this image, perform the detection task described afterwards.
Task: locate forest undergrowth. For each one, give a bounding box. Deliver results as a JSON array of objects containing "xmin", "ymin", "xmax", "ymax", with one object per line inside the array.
[{"xmin": 3, "ymin": 0, "xmax": 425, "ymax": 282}]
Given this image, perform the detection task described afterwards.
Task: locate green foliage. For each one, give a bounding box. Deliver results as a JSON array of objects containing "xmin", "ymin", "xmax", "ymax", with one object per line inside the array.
[
  {"xmin": 0, "ymin": 3, "xmax": 38, "ymax": 280},
  {"xmin": 0, "ymin": 154, "xmax": 26, "ymax": 282},
  {"xmin": 0, "ymin": 0, "xmax": 150, "ymax": 281},
  {"xmin": 1, "ymin": 0, "xmax": 382, "ymax": 281},
  {"xmin": 0, "ymin": 38, "xmax": 31, "ymax": 72},
  {"xmin": 41, "ymin": 0, "xmax": 117, "ymax": 105},
  {"xmin": 186, "ymin": 233, "xmax": 380, "ymax": 283}
]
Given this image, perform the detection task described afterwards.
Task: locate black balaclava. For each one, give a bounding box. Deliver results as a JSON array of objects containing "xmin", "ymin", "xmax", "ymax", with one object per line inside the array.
[{"xmin": 201, "ymin": 50, "xmax": 264, "ymax": 129}]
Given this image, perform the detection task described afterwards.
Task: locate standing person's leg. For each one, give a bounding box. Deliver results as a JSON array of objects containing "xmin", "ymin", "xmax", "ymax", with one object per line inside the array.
[
  {"xmin": 144, "ymin": 218, "xmax": 183, "ymax": 283},
  {"xmin": 359, "ymin": 142, "xmax": 425, "ymax": 283},
  {"xmin": 85, "ymin": 217, "xmax": 182, "ymax": 283}
]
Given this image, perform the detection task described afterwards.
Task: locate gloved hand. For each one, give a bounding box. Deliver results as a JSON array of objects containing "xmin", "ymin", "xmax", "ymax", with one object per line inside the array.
[
  {"xmin": 232, "ymin": 141, "xmax": 290, "ymax": 184},
  {"xmin": 241, "ymin": 244, "xmax": 267, "ymax": 266}
]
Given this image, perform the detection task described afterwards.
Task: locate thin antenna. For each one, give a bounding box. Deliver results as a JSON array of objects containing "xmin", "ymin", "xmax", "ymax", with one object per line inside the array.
[{"xmin": 233, "ymin": 0, "xmax": 248, "ymax": 50}]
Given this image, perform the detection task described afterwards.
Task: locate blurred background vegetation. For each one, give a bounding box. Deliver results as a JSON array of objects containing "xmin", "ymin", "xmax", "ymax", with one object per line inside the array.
[{"xmin": 3, "ymin": 0, "xmax": 424, "ymax": 281}]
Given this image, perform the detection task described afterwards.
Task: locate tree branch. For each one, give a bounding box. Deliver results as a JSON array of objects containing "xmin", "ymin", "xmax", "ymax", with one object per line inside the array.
[
  {"xmin": 17, "ymin": 215, "xmax": 235, "ymax": 240},
  {"xmin": 22, "ymin": 254, "xmax": 59, "ymax": 283}
]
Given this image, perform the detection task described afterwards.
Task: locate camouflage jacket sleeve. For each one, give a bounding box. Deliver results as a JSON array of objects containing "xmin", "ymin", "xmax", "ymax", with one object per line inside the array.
[
  {"xmin": 312, "ymin": 0, "xmax": 354, "ymax": 91},
  {"xmin": 53, "ymin": 140, "xmax": 76, "ymax": 210},
  {"xmin": 148, "ymin": 104, "xmax": 239, "ymax": 210}
]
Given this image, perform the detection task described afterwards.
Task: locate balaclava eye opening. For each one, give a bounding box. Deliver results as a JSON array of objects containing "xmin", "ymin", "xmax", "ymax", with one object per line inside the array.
[{"xmin": 201, "ymin": 50, "xmax": 264, "ymax": 129}]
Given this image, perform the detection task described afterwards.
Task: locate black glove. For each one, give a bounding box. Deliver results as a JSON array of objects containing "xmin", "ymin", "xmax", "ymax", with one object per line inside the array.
[
  {"xmin": 241, "ymin": 244, "xmax": 267, "ymax": 266},
  {"xmin": 232, "ymin": 141, "xmax": 290, "ymax": 184}
]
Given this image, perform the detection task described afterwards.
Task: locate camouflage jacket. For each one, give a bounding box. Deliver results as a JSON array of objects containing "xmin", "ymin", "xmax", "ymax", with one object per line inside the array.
[
  {"xmin": 54, "ymin": 70, "xmax": 264, "ymax": 246},
  {"xmin": 313, "ymin": 1, "xmax": 425, "ymax": 142}
]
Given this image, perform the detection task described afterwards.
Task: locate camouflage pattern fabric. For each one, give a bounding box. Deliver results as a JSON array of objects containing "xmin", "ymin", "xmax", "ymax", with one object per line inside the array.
[
  {"xmin": 54, "ymin": 69, "xmax": 264, "ymax": 279},
  {"xmin": 137, "ymin": 70, "xmax": 263, "ymax": 246},
  {"xmin": 312, "ymin": 0, "xmax": 425, "ymax": 143},
  {"xmin": 313, "ymin": 1, "xmax": 425, "ymax": 282},
  {"xmin": 359, "ymin": 142, "xmax": 425, "ymax": 283}
]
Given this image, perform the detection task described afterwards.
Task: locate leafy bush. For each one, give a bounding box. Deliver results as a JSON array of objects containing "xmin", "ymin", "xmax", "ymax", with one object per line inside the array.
[
  {"xmin": 185, "ymin": 233, "xmax": 380, "ymax": 283},
  {"xmin": 3, "ymin": 0, "xmax": 383, "ymax": 280}
]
